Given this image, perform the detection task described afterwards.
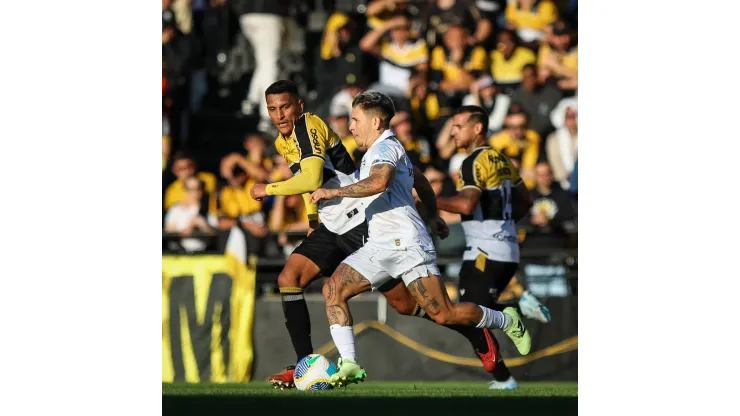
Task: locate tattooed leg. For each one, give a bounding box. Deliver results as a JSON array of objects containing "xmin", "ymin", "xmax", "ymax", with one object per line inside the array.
[
  {"xmin": 406, "ymin": 273, "xmax": 484, "ymax": 326},
  {"xmin": 322, "ymin": 263, "xmax": 372, "ymax": 363}
]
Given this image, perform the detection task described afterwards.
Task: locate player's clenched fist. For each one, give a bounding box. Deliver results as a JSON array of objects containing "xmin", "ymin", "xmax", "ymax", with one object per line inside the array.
[
  {"xmin": 430, "ymin": 216, "xmax": 450, "ymax": 239},
  {"xmin": 250, "ymin": 183, "xmax": 268, "ymax": 200},
  {"xmin": 309, "ymin": 188, "xmax": 338, "ymax": 203}
]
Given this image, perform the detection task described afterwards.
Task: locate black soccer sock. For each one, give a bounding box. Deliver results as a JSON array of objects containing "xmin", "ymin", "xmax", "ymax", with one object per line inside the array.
[
  {"xmin": 280, "ymin": 287, "xmax": 313, "ymax": 361},
  {"xmin": 412, "ymin": 304, "xmax": 490, "ymax": 355}
]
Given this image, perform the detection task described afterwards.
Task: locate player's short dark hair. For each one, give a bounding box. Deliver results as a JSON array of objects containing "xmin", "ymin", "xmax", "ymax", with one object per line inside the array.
[
  {"xmin": 265, "ymin": 80, "xmax": 300, "ymax": 99},
  {"xmin": 523, "ymin": 63, "xmax": 537, "ymax": 73},
  {"xmin": 456, "ymin": 105, "xmax": 489, "ymax": 134},
  {"xmin": 352, "ymin": 91, "xmax": 396, "ymax": 128}
]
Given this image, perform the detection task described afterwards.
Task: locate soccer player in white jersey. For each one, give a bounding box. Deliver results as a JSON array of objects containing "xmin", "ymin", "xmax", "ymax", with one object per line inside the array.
[{"xmin": 310, "ymin": 92, "xmax": 532, "ymax": 387}]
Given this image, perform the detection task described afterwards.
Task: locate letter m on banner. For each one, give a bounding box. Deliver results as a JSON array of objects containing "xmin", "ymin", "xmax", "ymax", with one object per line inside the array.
[{"xmin": 163, "ymin": 228, "xmax": 256, "ymax": 382}]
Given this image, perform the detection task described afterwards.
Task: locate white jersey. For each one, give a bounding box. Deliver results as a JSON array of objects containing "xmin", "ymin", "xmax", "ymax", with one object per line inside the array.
[
  {"xmin": 358, "ymin": 130, "xmax": 434, "ymax": 250},
  {"xmin": 316, "ymin": 170, "xmax": 366, "ymax": 235}
]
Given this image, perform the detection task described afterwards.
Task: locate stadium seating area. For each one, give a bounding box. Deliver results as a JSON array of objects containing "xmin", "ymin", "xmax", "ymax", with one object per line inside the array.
[{"xmin": 162, "ymin": 0, "xmax": 578, "ymax": 296}]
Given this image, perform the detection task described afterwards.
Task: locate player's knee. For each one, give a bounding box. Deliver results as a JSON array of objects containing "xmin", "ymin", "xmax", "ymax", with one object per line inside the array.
[
  {"xmin": 428, "ymin": 308, "xmax": 453, "ymax": 326},
  {"xmin": 387, "ymin": 297, "xmax": 417, "ymax": 316},
  {"xmin": 277, "ymin": 270, "xmax": 301, "ymax": 289},
  {"xmin": 321, "ymin": 278, "xmax": 331, "ymax": 301}
]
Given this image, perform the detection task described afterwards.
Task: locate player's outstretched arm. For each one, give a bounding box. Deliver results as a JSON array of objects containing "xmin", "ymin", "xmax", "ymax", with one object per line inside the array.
[
  {"xmin": 250, "ymin": 157, "xmax": 325, "ymax": 200},
  {"xmin": 310, "ymin": 164, "xmax": 395, "ymax": 203},
  {"xmin": 437, "ymin": 187, "xmax": 481, "ymax": 215}
]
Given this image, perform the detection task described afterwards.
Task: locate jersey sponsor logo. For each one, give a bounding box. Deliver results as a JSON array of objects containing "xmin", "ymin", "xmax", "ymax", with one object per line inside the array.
[
  {"xmin": 498, "ymin": 167, "xmax": 512, "ymax": 176},
  {"xmin": 346, "ymin": 208, "xmax": 359, "ymax": 219},
  {"xmin": 488, "ymin": 153, "xmax": 508, "ymax": 165},
  {"xmin": 492, "ymin": 231, "xmax": 518, "ymax": 243},
  {"xmin": 475, "ymin": 164, "xmax": 483, "ymax": 185},
  {"xmin": 310, "ymin": 128, "xmax": 321, "ymax": 154}
]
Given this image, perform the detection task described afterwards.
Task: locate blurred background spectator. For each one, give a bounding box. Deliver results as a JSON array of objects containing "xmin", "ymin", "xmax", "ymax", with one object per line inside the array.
[
  {"xmin": 361, "ymin": 13, "xmax": 428, "ymax": 99},
  {"xmin": 165, "ymin": 177, "xmax": 217, "ymax": 253},
  {"xmin": 233, "ymin": 0, "xmax": 290, "ymax": 133},
  {"xmin": 162, "ymin": 0, "xmax": 578, "ymax": 294},
  {"xmin": 489, "ymin": 29, "xmax": 535, "ymax": 94},
  {"xmin": 519, "ymin": 162, "xmax": 576, "ymax": 296},
  {"xmin": 489, "ymin": 106, "xmax": 540, "ymax": 188},
  {"xmin": 511, "ymin": 63, "xmax": 562, "ymax": 138},
  {"xmin": 461, "ymin": 75, "xmax": 510, "ymax": 134},
  {"xmin": 545, "ymin": 104, "xmax": 577, "ymax": 189},
  {"xmin": 505, "ymin": 0, "xmax": 558, "ymax": 45}
]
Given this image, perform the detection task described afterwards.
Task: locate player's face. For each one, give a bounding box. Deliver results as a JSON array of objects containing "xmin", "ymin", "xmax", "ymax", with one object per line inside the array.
[
  {"xmin": 451, "ymin": 112, "xmax": 476, "ymax": 149},
  {"xmin": 349, "ymin": 106, "xmax": 375, "ymax": 151},
  {"xmin": 266, "ymin": 92, "xmax": 304, "ymax": 137}
]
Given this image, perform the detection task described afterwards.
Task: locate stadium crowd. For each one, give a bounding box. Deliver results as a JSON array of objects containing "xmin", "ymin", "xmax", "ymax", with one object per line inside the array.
[{"xmin": 162, "ymin": 0, "xmax": 578, "ymax": 296}]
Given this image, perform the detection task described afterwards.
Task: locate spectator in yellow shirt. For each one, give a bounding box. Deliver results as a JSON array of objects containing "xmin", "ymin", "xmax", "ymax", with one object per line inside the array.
[
  {"xmin": 164, "ymin": 152, "xmax": 217, "ymax": 212},
  {"xmin": 505, "ymin": 0, "xmax": 558, "ymax": 44},
  {"xmin": 538, "ymin": 20, "xmax": 577, "ymax": 93},
  {"xmin": 490, "ymin": 29, "xmax": 536, "ymax": 94},
  {"xmin": 429, "ymin": 24, "xmax": 488, "ymax": 99},
  {"xmin": 488, "ymin": 107, "xmax": 541, "ymax": 188},
  {"xmin": 218, "ymin": 164, "xmax": 268, "ymax": 230}
]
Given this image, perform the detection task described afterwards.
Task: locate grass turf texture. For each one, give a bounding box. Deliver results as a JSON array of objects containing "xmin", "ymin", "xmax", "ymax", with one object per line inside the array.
[{"xmin": 163, "ymin": 382, "xmax": 577, "ymax": 415}]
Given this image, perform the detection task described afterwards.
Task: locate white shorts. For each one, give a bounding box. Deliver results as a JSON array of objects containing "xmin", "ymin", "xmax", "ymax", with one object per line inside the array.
[{"xmin": 342, "ymin": 243, "xmax": 441, "ymax": 289}]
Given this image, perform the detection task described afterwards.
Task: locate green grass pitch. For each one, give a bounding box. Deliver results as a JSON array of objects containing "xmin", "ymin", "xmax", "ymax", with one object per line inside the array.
[{"xmin": 163, "ymin": 381, "xmax": 578, "ymax": 415}]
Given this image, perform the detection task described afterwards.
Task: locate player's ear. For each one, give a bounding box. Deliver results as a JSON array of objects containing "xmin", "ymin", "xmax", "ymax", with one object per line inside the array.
[
  {"xmin": 297, "ymin": 98, "xmax": 305, "ymax": 113},
  {"xmin": 474, "ymin": 122, "xmax": 483, "ymax": 136},
  {"xmin": 372, "ymin": 116, "xmax": 381, "ymax": 130}
]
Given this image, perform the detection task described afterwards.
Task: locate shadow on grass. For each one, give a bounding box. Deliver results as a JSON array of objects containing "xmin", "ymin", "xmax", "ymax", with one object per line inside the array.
[{"xmin": 163, "ymin": 395, "xmax": 577, "ymax": 415}]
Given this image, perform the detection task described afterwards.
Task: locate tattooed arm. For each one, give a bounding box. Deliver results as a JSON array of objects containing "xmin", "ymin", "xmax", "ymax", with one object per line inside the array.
[
  {"xmin": 436, "ymin": 187, "xmax": 481, "ymax": 216},
  {"xmin": 310, "ymin": 163, "xmax": 395, "ymax": 203}
]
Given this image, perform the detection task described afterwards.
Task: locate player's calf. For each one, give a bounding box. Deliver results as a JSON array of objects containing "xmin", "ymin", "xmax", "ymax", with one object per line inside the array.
[
  {"xmin": 406, "ymin": 274, "xmax": 532, "ymax": 355},
  {"xmin": 278, "ymin": 253, "xmax": 323, "ymax": 363}
]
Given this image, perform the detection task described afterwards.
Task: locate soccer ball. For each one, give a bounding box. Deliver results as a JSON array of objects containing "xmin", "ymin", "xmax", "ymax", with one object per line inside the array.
[{"xmin": 294, "ymin": 354, "xmax": 337, "ymax": 391}]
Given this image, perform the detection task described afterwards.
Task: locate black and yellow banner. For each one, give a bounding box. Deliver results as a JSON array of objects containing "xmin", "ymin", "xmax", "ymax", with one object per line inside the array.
[{"xmin": 162, "ymin": 228, "xmax": 257, "ymax": 382}]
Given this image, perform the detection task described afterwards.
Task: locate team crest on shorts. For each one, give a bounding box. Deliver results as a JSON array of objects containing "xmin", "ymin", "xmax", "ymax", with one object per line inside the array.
[{"xmin": 395, "ymin": 239, "xmax": 400, "ymax": 246}]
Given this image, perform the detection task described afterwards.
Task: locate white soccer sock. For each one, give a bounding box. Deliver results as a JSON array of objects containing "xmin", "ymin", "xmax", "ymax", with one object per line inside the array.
[
  {"xmin": 330, "ymin": 324, "xmax": 357, "ymax": 363},
  {"xmin": 475, "ymin": 306, "xmax": 512, "ymax": 330}
]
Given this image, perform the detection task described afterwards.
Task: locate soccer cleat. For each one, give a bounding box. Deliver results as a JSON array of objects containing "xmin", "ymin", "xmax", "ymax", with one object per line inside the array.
[
  {"xmin": 475, "ymin": 329, "xmax": 499, "ymax": 373},
  {"xmin": 488, "ymin": 377, "xmax": 519, "ymax": 390},
  {"xmin": 502, "ymin": 307, "xmax": 532, "ymax": 355},
  {"xmin": 329, "ymin": 358, "xmax": 367, "ymax": 388},
  {"xmin": 518, "ymin": 290, "xmax": 552, "ymax": 323},
  {"xmin": 268, "ymin": 365, "xmax": 296, "ymax": 390}
]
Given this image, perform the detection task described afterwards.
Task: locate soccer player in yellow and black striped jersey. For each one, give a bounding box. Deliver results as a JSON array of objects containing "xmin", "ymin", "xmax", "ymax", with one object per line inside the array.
[
  {"xmin": 437, "ymin": 105, "xmax": 549, "ymax": 390},
  {"xmin": 252, "ymin": 80, "xmax": 473, "ymax": 389}
]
